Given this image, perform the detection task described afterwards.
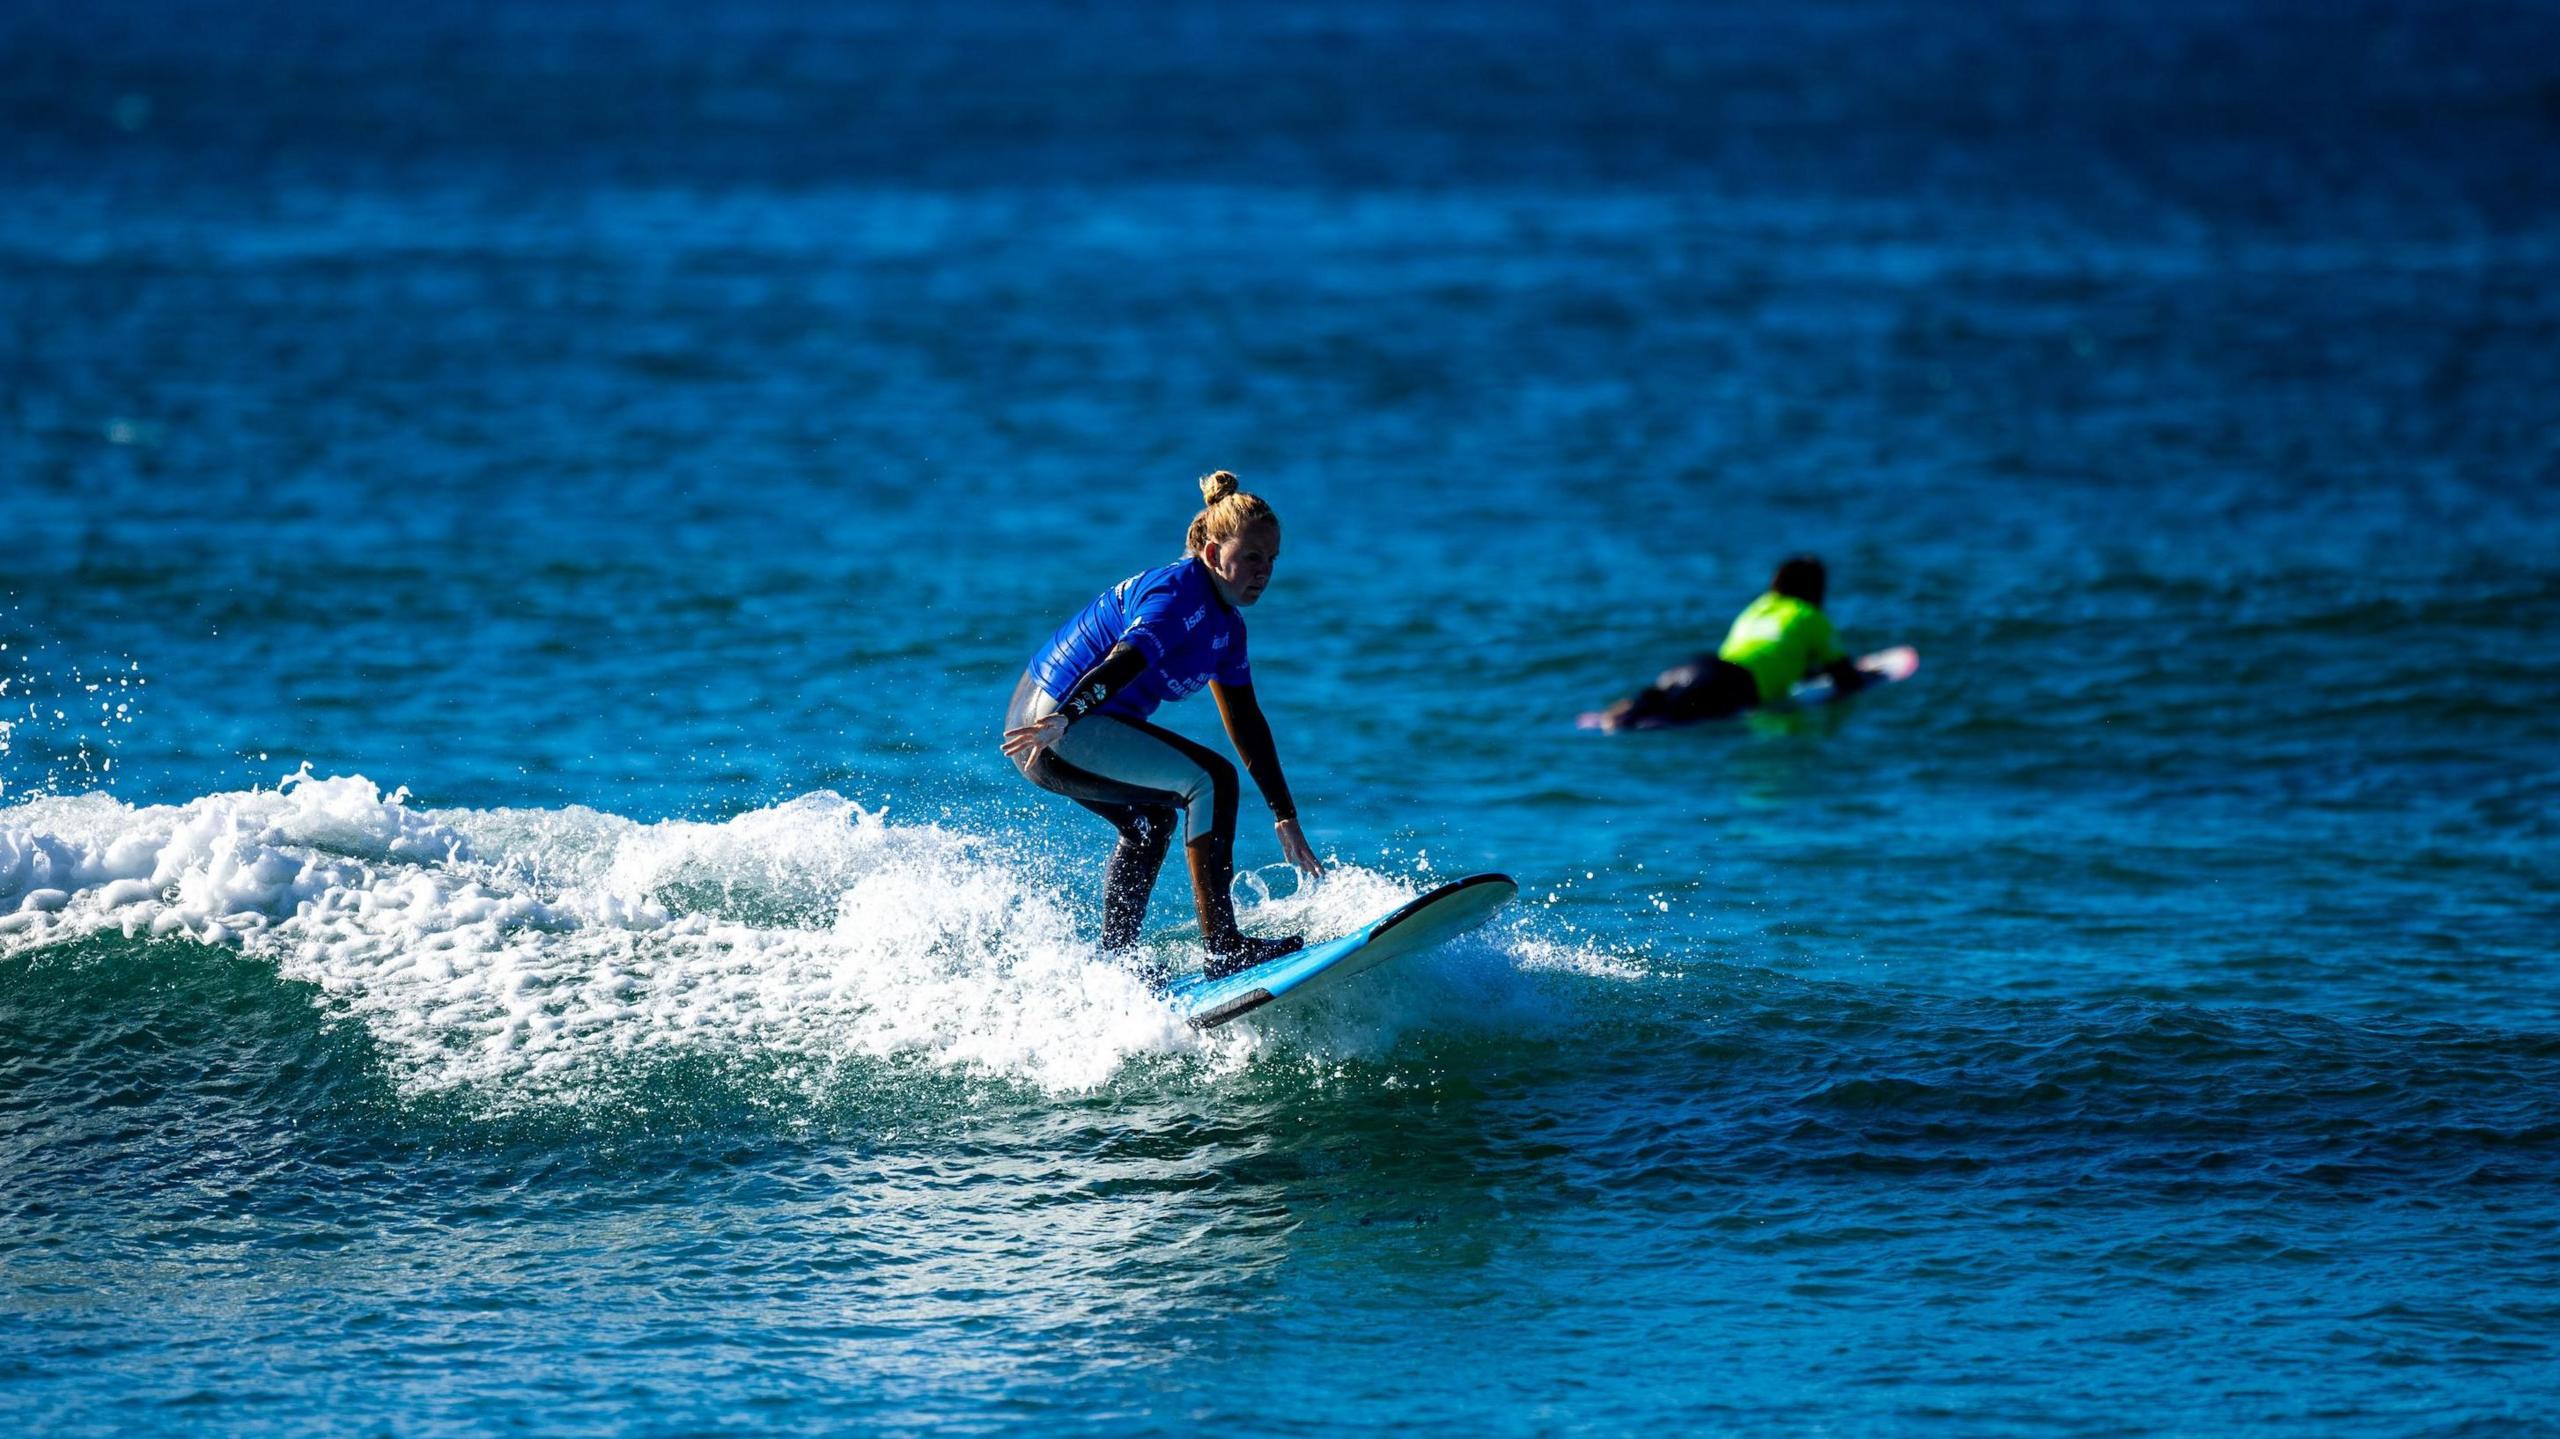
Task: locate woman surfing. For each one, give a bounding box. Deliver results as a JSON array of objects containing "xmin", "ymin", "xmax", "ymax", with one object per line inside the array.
[{"xmin": 1001, "ymin": 472, "xmax": 1325, "ymax": 981}]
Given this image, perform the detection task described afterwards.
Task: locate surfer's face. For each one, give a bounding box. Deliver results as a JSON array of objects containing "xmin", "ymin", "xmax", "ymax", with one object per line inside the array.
[{"xmin": 1203, "ymin": 521, "xmax": 1280, "ymax": 607}]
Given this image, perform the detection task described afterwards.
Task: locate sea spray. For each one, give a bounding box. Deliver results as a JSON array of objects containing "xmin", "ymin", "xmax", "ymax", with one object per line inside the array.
[
  {"xmin": 0, "ymin": 773, "xmax": 1570, "ymax": 1098},
  {"xmin": 0, "ymin": 626, "xmax": 147, "ymax": 798}
]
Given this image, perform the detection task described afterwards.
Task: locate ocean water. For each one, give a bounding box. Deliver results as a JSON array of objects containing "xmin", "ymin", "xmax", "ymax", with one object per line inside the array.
[{"xmin": 7, "ymin": 1, "xmax": 2560, "ymax": 1433}]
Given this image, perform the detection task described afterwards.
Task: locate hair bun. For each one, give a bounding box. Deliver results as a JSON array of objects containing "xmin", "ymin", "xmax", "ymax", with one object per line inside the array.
[{"xmin": 1183, "ymin": 470, "xmax": 1278, "ymax": 557}]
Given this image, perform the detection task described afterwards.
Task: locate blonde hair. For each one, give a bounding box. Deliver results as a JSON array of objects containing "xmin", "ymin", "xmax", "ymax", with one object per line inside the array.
[{"xmin": 1184, "ymin": 470, "xmax": 1280, "ymax": 556}]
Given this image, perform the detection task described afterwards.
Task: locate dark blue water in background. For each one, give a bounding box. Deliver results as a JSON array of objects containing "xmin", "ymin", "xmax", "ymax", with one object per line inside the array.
[{"xmin": 7, "ymin": 1, "xmax": 2560, "ymax": 1433}]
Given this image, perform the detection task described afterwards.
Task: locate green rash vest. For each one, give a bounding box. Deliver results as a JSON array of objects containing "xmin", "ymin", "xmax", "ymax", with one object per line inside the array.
[{"xmin": 1717, "ymin": 592, "xmax": 1847, "ymax": 703}]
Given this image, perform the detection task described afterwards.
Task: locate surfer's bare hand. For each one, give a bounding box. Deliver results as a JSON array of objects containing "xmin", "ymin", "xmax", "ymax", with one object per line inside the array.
[
  {"xmin": 1276, "ymin": 817, "xmax": 1325, "ymax": 879},
  {"xmin": 1001, "ymin": 715, "xmax": 1069, "ymax": 760}
]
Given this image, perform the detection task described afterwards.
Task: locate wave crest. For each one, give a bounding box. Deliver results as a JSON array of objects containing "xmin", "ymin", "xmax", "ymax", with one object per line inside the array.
[{"xmin": 0, "ymin": 773, "xmax": 1557, "ymax": 1097}]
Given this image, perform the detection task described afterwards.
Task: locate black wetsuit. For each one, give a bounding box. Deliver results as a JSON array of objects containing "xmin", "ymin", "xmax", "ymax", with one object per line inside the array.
[{"xmin": 1614, "ymin": 655, "xmax": 1763, "ymax": 727}]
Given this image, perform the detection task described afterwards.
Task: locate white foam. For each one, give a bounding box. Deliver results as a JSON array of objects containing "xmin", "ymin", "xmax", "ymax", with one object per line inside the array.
[{"xmin": 0, "ymin": 772, "xmax": 1570, "ymax": 1096}]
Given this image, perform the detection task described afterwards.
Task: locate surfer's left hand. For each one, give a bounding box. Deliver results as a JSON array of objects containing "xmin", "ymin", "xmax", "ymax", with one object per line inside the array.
[{"xmin": 1276, "ymin": 817, "xmax": 1325, "ymax": 880}]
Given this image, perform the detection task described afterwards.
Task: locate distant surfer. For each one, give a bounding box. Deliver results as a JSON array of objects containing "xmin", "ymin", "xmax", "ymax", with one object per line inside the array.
[
  {"xmin": 1002, "ymin": 472, "xmax": 1324, "ymax": 979},
  {"xmin": 1595, "ymin": 555, "xmax": 1871, "ymax": 730}
]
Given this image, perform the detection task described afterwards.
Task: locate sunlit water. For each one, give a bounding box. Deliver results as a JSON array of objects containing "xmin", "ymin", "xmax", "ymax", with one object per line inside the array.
[{"xmin": 7, "ymin": 1, "xmax": 2559, "ymax": 1433}]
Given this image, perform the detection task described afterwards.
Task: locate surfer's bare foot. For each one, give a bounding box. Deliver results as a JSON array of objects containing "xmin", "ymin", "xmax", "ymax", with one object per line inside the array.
[{"xmin": 1204, "ymin": 932, "xmax": 1303, "ymax": 980}]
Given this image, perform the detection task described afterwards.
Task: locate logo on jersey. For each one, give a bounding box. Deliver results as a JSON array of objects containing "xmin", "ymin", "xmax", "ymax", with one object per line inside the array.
[
  {"xmin": 1184, "ymin": 606, "xmax": 1205, "ymax": 631},
  {"xmin": 1211, "ymin": 634, "xmax": 1230, "ymax": 650}
]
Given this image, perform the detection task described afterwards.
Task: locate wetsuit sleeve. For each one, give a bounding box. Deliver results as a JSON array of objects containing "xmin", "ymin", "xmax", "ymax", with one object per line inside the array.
[
  {"xmin": 1055, "ymin": 643, "xmax": 1149, "ymax": 722},
  {"xmin": 1210, "ymin": 681, "xmax": 1296, "ymax": 823}
]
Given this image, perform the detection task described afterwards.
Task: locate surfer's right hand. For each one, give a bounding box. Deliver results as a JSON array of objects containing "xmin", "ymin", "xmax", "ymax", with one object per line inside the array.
[{"xmin": 1002, "ymin": 714, "xmax": 1069, "ymax": 760}]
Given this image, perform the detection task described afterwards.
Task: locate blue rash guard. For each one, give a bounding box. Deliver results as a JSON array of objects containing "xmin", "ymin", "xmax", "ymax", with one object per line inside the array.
[{"xmin": 1028, "ymin": 557, "xmax": 1251, "ymax": 722}]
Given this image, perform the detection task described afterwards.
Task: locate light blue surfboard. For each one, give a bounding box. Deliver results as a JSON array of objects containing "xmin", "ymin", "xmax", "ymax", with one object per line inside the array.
[{"xmin": 1165, "ymin": 873, "xmax": 1518, "ymax": 1030}]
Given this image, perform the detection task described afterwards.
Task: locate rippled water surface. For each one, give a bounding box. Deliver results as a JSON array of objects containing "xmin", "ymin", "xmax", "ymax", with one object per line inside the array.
[{"xmin": 7, "ymin": 1, "xmax": 2560, "ymax": 1434}]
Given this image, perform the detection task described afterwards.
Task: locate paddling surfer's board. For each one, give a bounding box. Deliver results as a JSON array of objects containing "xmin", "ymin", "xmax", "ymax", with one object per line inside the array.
[
  {"xmin": 1577, "ymin": 645, "xmax": 1919, "ymax": 731},
  {"xmin": 1787, "ymin": 644, "xmax": 1918, "ymax": 706},
  {"xmin": 1165, "ymin": 872, "xmax": 1517, "ymax": 1030}
]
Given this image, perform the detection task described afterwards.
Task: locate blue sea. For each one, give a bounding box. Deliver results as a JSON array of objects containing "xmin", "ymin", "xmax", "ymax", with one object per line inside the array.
[{"xmin": 7, "ymin": 1, "xmax": 2560, "ymax": 1433}]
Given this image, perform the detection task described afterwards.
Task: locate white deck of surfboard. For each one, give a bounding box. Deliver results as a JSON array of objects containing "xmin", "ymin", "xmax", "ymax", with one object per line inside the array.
[
  {"xmin": 1789, "ymin": 644, "xmax": 1919, "ymax": 705},
  {"xmin": 1163, "ymin": 873, "xmax": 1517, "ymax": 1029}
]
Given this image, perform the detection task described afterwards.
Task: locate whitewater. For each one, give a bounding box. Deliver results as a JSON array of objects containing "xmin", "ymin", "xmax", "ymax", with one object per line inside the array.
[{"xmin": 0, "ymin": 772, "xmax": 1585, "ymax": 1097}]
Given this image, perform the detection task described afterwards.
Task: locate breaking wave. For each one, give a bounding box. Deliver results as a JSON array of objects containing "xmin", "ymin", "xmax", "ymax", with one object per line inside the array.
[{"xmin": 0, "ymin": 771, "xmax": 1571, "ymax": 1097}]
